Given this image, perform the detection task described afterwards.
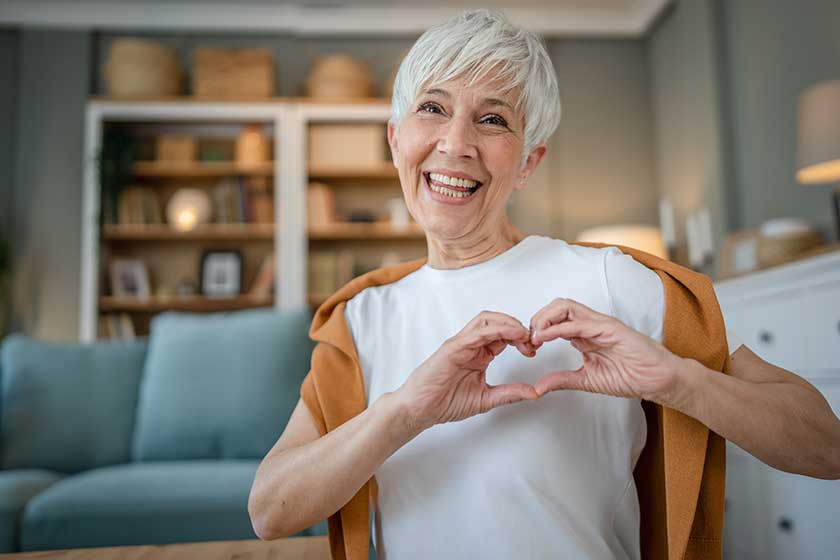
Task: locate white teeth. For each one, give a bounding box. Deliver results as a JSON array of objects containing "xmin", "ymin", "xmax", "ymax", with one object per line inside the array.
[
  {"xmin": 429, "ymin": 182, "xmax": 474, "ymax": 198},
  {"xmin": 429, "ymin": 172, "xmax": 478, "ymax": 189}
]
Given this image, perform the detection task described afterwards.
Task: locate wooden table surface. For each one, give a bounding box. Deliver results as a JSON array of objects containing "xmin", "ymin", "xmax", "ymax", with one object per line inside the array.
[{"xmin": 0, "ymin": 537, "xmax": 330, "ymax": 560}]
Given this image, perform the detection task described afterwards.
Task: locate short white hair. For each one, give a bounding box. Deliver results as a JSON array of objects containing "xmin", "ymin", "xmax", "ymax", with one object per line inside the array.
[{"xmin": 390, "ymin": 9, "xmax": 562, "ymax": 165}]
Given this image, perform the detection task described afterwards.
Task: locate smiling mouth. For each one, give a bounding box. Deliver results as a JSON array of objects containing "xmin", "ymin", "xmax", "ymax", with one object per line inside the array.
[{"xmin": 423, "ymin": 172, "xmax": 484, "ymax": 199}]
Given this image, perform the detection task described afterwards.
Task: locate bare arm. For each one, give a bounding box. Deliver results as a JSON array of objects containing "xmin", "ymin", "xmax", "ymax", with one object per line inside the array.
[
  {"xmin": 248, "ymin": 393, "xmax": 418, "ymax": 539},
  {"xmin": 672, "ymin": 345, "xmax": 840, "ymax": 479},
  {"xmin": 529, "ymin": 297, "xmax": 840, "ymax": 480},
  {"xmin": 248, "ymin": 311, "xmax": 538, "ymax": 540}
]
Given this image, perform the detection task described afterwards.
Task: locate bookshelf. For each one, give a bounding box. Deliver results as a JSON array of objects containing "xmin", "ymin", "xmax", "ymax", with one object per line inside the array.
[
  {"xmin": 80, "ymin": 99, "xmax": 427, "ymax": 342},
  {"xmin": 298, "ymin": 104, "xmax": 427, "ymax": 307},
  {"xmin": 131, "ymin": 161, "xmax": 275, "ymax": 177},
  {"xmin": 101, "ymin": 224, "xmax": 275, "ymax": 241}
]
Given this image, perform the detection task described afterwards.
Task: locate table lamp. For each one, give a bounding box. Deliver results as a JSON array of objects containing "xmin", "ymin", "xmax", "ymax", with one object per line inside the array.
[
  {"xmin": 797, "ymin": 79, "xmax": 840, "ymax": 239},
  {"xmin": 577, "ymin": 224, "xmax": 668, "ymax": 259}
]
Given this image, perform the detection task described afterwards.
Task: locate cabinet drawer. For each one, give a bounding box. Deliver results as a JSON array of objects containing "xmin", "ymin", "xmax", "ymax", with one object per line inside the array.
[
  {"xmin": 797, "ymin": 286, "xmax": 840, "ymax": 373},
  {"xmin": 723, "ymin": 299, "xmax": 806, "ymax": 372},
  {"xmin": 721, "ymin": 285, "xmax": 840, "ymax": 374}
]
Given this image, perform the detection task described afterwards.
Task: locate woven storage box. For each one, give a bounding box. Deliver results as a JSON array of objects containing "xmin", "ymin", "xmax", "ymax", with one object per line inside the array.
[
  {"xmin": 305, "ymin": 54, "xmax": 373, "ymax": 99},
  {"xmin": 104, "ymin": 39, "xmax": 182, "ymax": 97},
  {"xmin": 308, "ymin": 124, "xmax": 386, "ymax": 168},
  {"xmin": 192, "ymin": 48, "xmax": 275, "ymax": 98},
  {"xmin": 757, "ymin": 230, "xmax": 823, "ymax": 269},
  {"xmin": 155, "ymin": 135, "xmax": 197, "ymax": 162}
]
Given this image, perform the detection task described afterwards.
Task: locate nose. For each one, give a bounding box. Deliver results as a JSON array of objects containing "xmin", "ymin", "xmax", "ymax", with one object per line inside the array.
[{"xmin": 436, "ymin": 116, "xmax": 478, "ymax": 159}]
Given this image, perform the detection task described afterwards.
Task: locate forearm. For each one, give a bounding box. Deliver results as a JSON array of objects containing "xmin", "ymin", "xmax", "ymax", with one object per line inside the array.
[
  {"xmin": 250, "ymin": 391, "xmax": 420, "ymax": 538},
  {"xmin": 667, "ymin": 358, "xmax": 840, "ymax": 479}
]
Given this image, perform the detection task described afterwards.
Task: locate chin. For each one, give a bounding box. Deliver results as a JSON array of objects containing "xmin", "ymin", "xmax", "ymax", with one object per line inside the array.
[{"xmin": 420, "ymin": 216, "xmax": 474, "ymax": 240}]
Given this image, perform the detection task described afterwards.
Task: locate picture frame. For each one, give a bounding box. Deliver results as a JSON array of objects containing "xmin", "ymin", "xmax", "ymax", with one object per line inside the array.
[
  {"xmin": 109, "ymin": 258, "xmax": 151, "ymax": 299},
  {"xmin": 200, "ymin": 249, "xmax": 243, "ymax": 298}
]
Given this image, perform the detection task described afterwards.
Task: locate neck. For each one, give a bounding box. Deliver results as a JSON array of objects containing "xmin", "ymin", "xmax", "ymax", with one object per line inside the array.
[{"xmin": 425, "ymin": 219, "xmax": 526, "ymax": 269}]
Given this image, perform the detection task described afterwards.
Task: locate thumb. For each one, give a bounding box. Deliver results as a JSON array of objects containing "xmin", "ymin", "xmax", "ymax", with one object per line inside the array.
[
  {"xmin": 484, "ymin": 383, "xmax": 539, "ymax": 411},
  {"xmin": 534, "ymin": 368, "xmax": 588, "ymax": 397}
]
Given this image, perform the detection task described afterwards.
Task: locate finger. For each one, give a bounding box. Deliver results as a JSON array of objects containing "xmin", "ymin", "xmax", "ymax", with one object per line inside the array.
[
  {"xmin": 462, "ymin": 324, "xmax": 530, "ymax": 350},
  {"xmin": 534, "ymin": 368, "xmax": 588, "ymax": 396},
  {"xmin": 569, "ymin": 336, "xmax": 601, "ymax": 353},
  {"xmin": 484, "ymin": 382, "xmax": 539, "ymax": 411},
  {"xmin": 486, "ymin": 339, "xmax": 508, "ymax": 356},
  {"xmin": 530, "ymin": 298, "xmax": 606, "ymax": 336},
  {"xmin": 532, "ymin": 320, "xmax": 605, "ymax": 346},
  {"xmin": 469, "ymin": 311, "xmax": 527, "ymax": 330}
]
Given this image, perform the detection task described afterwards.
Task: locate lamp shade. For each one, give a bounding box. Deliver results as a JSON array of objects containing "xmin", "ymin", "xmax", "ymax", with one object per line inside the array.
[
  {"xmin": 577, "ymin": 224, "xmax": 667, "ymax": 259},
  {"xmin": 797, "ymin": 79, "xmax": 840, "ymax": 184}
]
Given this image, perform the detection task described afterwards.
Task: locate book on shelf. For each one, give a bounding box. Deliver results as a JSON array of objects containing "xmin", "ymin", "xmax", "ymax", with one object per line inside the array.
[
  {"xmin": 308, "ymin": 249, "xmax": 356, "ymax": 295},
  {"xmin": 117, "ymin": 186, "xmax": 162, "ymax": 225},
  {"xmin": 104, "ymin": 312, "xmax": 136, "ymax": 341},
  {"xmin": 246, "ymin": 176, "xmax": 274, "ymax": 223},
  {"xmin": 211, "ymin": 177, "xmax": 274, "ymax": 224},
  {"xmin": 249, "ymin": 253, "xmax": 275, "ymax": 297},
  {"xmin": 307, "ymin": 182, "xmax": 336, "ymax": 227}
]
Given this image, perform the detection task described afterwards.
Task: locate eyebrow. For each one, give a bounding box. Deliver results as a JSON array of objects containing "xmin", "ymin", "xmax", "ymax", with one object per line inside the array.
[{"xmin": 424, "ymin": 88, "xmax": 514, "ymax": 111}]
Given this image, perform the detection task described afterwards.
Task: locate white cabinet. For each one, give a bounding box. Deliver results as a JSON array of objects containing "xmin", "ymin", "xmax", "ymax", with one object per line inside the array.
[{"xmin": 715, "ymin": 251, "xmax": 840, "ymax": 560}]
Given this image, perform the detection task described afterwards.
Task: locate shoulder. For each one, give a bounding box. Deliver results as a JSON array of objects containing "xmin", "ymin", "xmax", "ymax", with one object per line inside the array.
[
  {"xmin": 343, "ymin": 267, "xmax": 422, "ymax": 332},
  {"xmin": 600, "ymin": 246, "xmax": 665, "ymax": 341}
]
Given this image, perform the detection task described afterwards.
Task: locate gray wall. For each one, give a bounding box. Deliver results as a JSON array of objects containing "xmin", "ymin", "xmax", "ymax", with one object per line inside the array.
[
  {"xmin": 721, "ymin": 0, "xmax": 840, "ymax": 240},
  {"xmin": 512, "ymin": 40, "xmax": 658, "ymax": 241},
  {"xmin": 9, "ymin": 30, "xmax": 89, "ymax": 341},
  {"xmin": 0, "ymin": 28, "xmax": 18, "ymax": 337},
  {"xmin": 646, "ymin": 0, "xmax": 728, "ymax": 270}
]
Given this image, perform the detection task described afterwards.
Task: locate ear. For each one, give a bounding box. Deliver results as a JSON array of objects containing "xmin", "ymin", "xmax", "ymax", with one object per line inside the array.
[
  {"xmin": 387, "ymin": 120, "xmax": 399, "ymax": 168},
  {"xmin": 514, "ymin": 143, "xmax": 547, "ymax": 192}
]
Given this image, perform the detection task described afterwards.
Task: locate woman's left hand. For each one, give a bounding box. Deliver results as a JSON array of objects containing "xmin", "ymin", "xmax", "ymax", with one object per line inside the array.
[{"xmin": 529, "ymin": 298, "xmax": 684, "ymax": 405}]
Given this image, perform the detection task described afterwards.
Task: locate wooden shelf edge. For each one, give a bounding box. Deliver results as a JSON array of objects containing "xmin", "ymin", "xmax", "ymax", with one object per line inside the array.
[
  {"xmin": 132, "ymin": 161, "xmax": 275, "ymax": 177},
  {"xmin": 307, "ymin": 164, "xmax": 397, "ymax": 180},
  {"xmin": 102, "ymin": 224, "xmax": 275, "ymax": 241},
  {"xmin": 99, "ymin": 295, "xmax": 274, "ymax": 312},
  {"xmin": 90, "ymin": 95, "xmax": 391, "ymax": 105}
]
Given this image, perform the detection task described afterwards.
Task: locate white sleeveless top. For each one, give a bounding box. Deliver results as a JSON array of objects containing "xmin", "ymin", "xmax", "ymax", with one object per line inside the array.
[{"xmin": 344, "ymin": 235, "xmax": 739, "ymax": 560}]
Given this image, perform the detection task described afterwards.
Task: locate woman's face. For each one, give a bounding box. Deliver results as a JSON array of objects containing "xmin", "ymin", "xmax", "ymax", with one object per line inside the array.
[{"xmin": 387, "ymin": 74, "xmax": 546, "ymax": 241}]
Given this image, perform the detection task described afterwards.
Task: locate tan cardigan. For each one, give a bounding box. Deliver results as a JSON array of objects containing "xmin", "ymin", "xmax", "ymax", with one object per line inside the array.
[{"xmin": 301, "ymin": 243, "xmax": 730, "ymax": 560}]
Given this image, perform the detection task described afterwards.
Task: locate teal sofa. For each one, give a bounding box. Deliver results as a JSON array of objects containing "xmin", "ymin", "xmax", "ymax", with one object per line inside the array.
[{"xmin": 0, "ymin": 308, "xmax": 325, "ymax": 553}]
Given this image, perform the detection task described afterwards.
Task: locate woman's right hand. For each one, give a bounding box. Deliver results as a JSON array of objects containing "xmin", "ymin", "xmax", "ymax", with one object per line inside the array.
[{"xmin": 392, "ymin": 311, "xmax": 540, "ymax": 433}]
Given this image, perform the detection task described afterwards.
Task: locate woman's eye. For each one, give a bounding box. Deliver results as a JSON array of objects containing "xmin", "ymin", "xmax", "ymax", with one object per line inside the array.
[
  {"xmin": 418, "ymin": 102, "xmax": 443, "ymax": 114},
  {"xmin": 481, "ymin": 114, "xmax": 508, "ymax": 127}
]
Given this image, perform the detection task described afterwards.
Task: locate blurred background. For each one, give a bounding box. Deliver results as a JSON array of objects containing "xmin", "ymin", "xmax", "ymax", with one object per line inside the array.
[{"xmin": 0, "ymin": 1, "xmax": 838, "ymax": 558}]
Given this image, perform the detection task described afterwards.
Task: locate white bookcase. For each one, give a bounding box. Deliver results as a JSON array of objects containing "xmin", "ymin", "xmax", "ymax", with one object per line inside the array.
[{"xmin": 80, "ymin": 98, "xmax": 423, "ymax": 342}]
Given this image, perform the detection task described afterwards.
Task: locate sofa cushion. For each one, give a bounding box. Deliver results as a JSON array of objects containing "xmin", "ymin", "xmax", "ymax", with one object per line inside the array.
[
  {"xmin": 0, "ymin": 469, "xmax": 65, "ymax": 553},
  {"xmin": 0, "ymin": 335, "xmax": 147, "ymax": 473},
  {"xmin": 131, "ymin": 308, "xmax": 314, "ymax": 462},
  {"xmin": 20, "ymin": 460, "xmax": 267, "ymax": 551}
]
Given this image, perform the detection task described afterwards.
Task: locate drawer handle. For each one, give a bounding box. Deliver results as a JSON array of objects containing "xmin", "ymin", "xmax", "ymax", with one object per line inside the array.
[
  {"xmin": 759, "ymin": 330, "xmax": 774, "ymax": 344},
  {"xmin": 778, "ymin": 517, "xmax": 794, "ymax": 532}
]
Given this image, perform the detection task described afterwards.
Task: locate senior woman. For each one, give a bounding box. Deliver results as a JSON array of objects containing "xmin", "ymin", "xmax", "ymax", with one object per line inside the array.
[{"xmin": 249, "ymin": 10, "xmax": 840, "ymax": 560}]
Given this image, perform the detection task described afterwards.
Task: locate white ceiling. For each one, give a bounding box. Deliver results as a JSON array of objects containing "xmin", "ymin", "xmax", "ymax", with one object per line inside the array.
[{"xmin": 0, "ymin": 0, "xmax": 672, "ymax": 36}]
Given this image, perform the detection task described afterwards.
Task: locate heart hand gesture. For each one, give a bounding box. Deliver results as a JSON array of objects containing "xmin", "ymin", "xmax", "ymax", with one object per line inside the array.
[{"xmin": 529, "ymin": 298, "xmax": 682, "ymax": 404}]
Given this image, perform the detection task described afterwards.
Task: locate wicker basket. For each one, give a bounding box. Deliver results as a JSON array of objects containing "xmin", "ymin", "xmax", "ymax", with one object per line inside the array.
[
  {"xmin": 192, "ymin": 48, "xmax": 275, "ymax": 98},
  {"xmin": 104, "ymin": 39, "xmax": 182, "ymax": 97},
  {"xmin": 305, "ymin": 54, "xmax": 373, "ymax": 99},
  {"xmin": 757, "ymin": 230, "xmax": 823, "ymax": 269}
]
